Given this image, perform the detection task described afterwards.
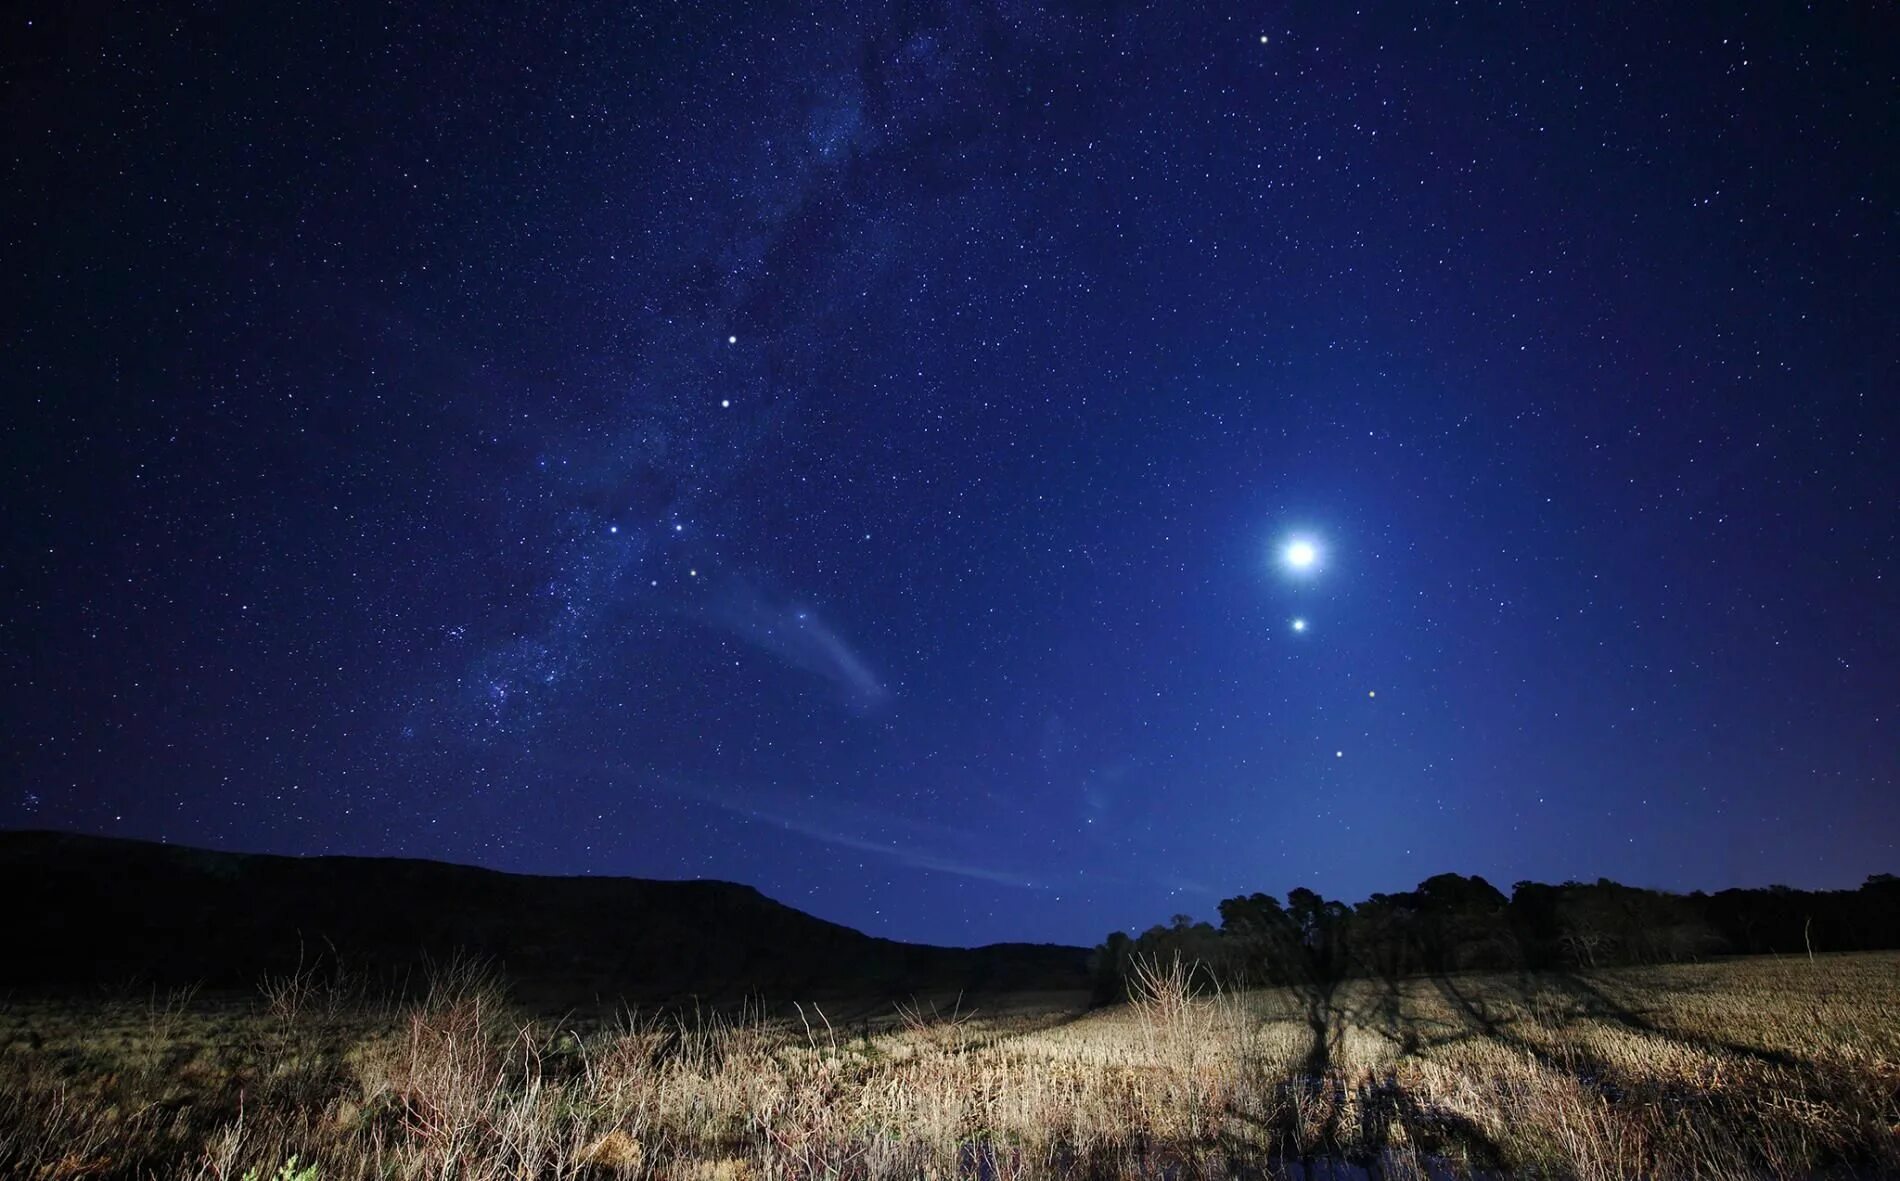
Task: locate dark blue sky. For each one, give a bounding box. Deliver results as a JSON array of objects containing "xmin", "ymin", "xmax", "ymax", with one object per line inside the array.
[{"xmin": 6, "ymin": 1, "xmax": 1896, "ymax": 947}]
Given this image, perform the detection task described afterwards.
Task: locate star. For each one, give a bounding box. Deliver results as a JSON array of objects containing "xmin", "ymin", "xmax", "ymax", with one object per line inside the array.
[
  {"xmin": 1292, "ymin": 618, "xmax": 1307, "ymax": 632},
  {"xmin": 1283, "ymin": 537, "xmax": 1320, "ymax": 571}
]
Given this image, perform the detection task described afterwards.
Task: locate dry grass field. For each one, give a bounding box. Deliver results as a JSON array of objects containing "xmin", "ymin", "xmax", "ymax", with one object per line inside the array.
[{"xmin": 2, "ymin": 952, "xmax": 1896, "ymax": 1180}]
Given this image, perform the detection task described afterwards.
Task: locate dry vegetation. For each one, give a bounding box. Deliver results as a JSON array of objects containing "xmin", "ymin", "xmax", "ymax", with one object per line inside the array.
[{"xmin": 3, "ymin": 952, "xmax": 1897, "ymax": 1180}]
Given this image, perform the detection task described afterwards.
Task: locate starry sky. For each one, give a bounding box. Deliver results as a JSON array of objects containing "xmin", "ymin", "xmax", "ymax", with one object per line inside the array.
[{"xmin": 6, "ymin": 1, "xmax": 1896, "ymax": 947}]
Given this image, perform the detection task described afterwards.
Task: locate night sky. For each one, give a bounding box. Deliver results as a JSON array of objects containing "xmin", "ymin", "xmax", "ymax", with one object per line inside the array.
[{"xmin": 6, "ymin": 1, "xmax": 1896, "ymax": 948}]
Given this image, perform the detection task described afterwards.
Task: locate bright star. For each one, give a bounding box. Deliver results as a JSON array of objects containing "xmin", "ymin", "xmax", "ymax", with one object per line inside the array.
[
  {"xmin": 1292, "ymin": 618, "xmax": 1307, "ymax": 632},
  {"xmin": 1284, "ymin": 537, "xmax": 1320, "ymax": 571}
]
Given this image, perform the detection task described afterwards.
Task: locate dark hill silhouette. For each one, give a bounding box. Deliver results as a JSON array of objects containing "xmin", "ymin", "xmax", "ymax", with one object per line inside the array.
[{"xmin": 0, "ymin": 831, "xmax": 1088, "ymax": 1004}]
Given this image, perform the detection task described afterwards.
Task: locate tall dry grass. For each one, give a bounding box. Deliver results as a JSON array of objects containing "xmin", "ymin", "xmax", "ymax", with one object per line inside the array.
[{"xmin": 2, "ymin": 952, "xmax": 1896, "ymax": 1179}]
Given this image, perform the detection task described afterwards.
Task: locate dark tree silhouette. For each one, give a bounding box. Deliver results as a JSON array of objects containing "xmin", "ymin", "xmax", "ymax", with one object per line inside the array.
[{"xmin": 1093, "ymin": 871, "xmax": 1900, "ymax": 997}]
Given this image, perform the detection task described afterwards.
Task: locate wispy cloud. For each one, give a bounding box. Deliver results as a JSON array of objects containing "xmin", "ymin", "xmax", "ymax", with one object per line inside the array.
[
  {"xmin": 702, "ymin": 581, "xmax": 886, "ymax": 711},
  {"xmin": 664, "ymin": 778, "xmax": 1046, "ymax": 890}
]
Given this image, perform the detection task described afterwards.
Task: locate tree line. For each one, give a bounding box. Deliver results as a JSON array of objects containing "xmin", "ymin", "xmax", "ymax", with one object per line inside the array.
[{"xmin": 1090, "ymin": 872, "xmax": 1900, "ymax": 1001}]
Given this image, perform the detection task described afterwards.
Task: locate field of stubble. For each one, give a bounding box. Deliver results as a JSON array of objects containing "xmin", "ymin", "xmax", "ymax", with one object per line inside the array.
[{"xmin": 3, "ymin": 952, "xmax": 1896, "ymax": 1180}]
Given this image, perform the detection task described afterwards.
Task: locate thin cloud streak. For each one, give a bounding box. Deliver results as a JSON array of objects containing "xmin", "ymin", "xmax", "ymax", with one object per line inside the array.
[
  {"xmin": 702, "ymin": 581, "xmax": 887, "ymax": 711},
  {"xmin": 664, "ymin": 778, "xmax": 1046, "ymax": 890}
]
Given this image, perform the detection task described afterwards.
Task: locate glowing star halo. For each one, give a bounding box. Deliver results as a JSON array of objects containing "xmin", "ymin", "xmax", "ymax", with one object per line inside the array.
[{"xmin": 1283, "ymin": 537, "xmax": 1320, "ymax": 571}]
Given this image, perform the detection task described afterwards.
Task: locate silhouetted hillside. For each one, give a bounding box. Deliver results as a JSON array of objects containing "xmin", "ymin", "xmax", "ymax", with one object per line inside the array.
[{"xmin": 0, "ymin": 831, "xmax": 1088, "ymax": 1003}]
